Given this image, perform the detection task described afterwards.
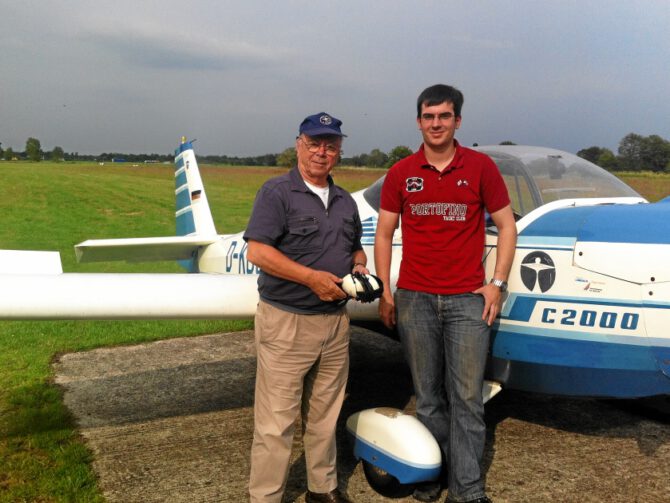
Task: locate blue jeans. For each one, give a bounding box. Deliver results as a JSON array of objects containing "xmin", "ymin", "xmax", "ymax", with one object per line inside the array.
[{"xmin": 395, "ymin": 289, "xmax": 490, "ymax": 502}]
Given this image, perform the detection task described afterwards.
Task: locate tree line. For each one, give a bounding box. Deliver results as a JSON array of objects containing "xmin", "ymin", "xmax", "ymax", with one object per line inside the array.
[
  {"xmin": 2, "ymin": 132, "xmax": 669, "ymax": 172},
  {"xmin": 0, "ymin": 138, "xmax": 279, "ymax": 165},
  {"xmin": 0, "ymin": 137, "xmax": 415, "ymax": 168},
  {"xmin": 577, "ymin": 133, "xmax": 670, "ymax": 172}
]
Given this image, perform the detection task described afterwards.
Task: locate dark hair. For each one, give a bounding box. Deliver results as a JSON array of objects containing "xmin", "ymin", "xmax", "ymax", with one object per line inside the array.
[{"xmin": 416, "ymin": 84, "xmax": 464, "ymax": 118}]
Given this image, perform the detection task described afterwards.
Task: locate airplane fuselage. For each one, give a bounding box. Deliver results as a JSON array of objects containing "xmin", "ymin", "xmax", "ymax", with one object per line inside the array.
[{"xmin": 1, "ymin": 142, "xmax": 668, "ymax": 399}]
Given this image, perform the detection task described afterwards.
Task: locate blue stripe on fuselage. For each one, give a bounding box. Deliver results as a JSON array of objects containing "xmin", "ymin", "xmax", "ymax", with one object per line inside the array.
[
  {"xmin": 521, "ymin": 206, "xmax": 594, "ymax": 238},
  {"xmin": 521, "ymin": 202, "xmax": 670, "ymax": 244},
  {"xmin": 492, "ymin": 325, "xmax": 658, "ymax": 369},
  {"xmin": 491, "ymin": 330, "xmax": 670, "ymax": 397},
  {"xmin": 489, "ymin": 354, "xmax": 670, "ymax": 397},
  {"xmin": 502, "ymin": 294, "xmax": 670, "ymax": 321},
  {"xmin": 491, "ymin": 293, "xmax": 670, "ymax": 396}
]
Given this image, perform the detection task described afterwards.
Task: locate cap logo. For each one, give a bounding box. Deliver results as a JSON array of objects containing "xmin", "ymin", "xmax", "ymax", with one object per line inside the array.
[{"xmin": 299, "ymin": 112, "xmax": 345, "ymax": 137}]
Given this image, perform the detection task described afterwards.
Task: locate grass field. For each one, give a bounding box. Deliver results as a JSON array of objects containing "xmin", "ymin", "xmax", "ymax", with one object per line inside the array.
[
  {"xmin": 614, "ymin": 171, "xmax": 670, "ymax": 203},
  {"xmin": 0, "ymin": 160, "xmax": 667, "ymax": 501},
  {"xmin": 0, "ymin": 161, "xmax": 383, "ymax": 502}
]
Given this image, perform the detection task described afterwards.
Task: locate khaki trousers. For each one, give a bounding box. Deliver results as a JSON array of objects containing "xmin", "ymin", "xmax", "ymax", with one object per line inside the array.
[{"xmin": 248, "ymin": 301, "xmax": 350, "ymax": 503}]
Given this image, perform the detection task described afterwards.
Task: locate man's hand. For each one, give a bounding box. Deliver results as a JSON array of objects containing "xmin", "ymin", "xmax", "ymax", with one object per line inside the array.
[
  {"xmin": 378, "ymin": 293, "xmax": 396, "ymax": 329},
  {"xmin": 307, "ymin": 270, "xmax": 347, "ymax": 302},
  {"xmin": 473, "ymin": 283, "xmax": 502, "ymax": 326},
  {"xmin": 352, "ymin": 263, "xmax": 369, "ymax": 275}
]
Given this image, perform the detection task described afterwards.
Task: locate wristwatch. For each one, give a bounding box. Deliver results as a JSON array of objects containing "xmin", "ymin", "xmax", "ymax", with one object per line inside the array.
[{"xmin": 491, "ymin": 278, "xmax": 508, "ymax": 292}]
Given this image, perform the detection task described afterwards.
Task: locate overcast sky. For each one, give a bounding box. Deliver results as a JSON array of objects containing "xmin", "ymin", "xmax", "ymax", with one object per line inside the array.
[{"xmin": 1, "ymin": 1, "xmax": 668, "ymax": 157}]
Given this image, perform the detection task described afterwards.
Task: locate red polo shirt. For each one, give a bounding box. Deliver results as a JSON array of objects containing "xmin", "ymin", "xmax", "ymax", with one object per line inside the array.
[{"xmin": 380, "ymin": 141, "xmax": 510, "ymax": 294}]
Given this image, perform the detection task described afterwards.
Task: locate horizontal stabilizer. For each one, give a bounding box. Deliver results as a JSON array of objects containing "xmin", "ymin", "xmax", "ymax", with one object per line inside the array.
[
  {"xmin": 75, "ymin": 236, "xmax": 219, "ymax": 263},
  {"xmin": 0, "ymin": 250, "xmax": 62, "ymax": 274}
]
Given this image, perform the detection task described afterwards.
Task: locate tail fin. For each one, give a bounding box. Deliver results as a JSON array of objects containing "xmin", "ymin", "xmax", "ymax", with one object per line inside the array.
[
  {"xmin": 174, "ymin": 138, "xmax": 217, "ymax": 237},
  {"xmin": 75, "ymin": 138, "xmax": 219, "ymax": 269}
]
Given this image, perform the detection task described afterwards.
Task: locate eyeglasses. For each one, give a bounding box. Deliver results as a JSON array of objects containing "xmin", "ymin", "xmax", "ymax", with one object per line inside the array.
[
  {"xmin": 299, "ymin": 137, "xmax": 341, "ymax": 156},
  {"xmin": 420, "ymin": 112, "xmax": 455, "ymax": 122}
]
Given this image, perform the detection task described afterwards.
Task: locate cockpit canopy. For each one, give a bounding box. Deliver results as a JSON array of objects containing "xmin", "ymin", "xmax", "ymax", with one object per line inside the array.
[{"xmin": 363, "ymin": 145, "xmax": 640, "ymax": 219}]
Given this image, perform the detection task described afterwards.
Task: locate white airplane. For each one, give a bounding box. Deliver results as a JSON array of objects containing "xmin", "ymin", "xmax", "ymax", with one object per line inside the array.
[{"xmin": 1, "ymin": 138, "xmax": 669, "ymax": 491}]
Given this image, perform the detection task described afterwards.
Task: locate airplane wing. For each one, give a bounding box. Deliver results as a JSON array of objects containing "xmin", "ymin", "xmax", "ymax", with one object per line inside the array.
[
  {"xmin": 0, "ymin": 272, "xmax": 259, "ymax": 320},
  {"xmin": 0, "ymin": 250, "xmax": 63, "ymax": 274}
]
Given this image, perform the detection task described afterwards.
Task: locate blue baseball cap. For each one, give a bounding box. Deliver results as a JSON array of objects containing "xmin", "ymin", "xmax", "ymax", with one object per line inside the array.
[{"xmin": 299, "ymin": 112, "xmax": 347, "ymax": 137}]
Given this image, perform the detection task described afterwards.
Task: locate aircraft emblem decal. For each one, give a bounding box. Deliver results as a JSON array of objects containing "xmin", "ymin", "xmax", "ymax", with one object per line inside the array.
[
  {"xmin": 406, "ymin": 177, "xmax": 424, "ymax": 192},
  {"xmin": 521, "ymin": 251, "xmax": 556, "ymax": 292}
]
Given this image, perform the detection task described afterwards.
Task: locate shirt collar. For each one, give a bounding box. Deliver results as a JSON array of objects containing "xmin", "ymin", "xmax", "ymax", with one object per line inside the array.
[
  {"xmin": 289, "ymin": 166, "xmax": 335, "ymax": 192},
  {"xmin": 419, "ymin": 139, "xmax": 464, "ymax": 173}
]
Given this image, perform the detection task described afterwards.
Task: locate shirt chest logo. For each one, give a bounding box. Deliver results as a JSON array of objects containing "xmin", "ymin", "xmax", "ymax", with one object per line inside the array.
[{"xmin": 406, "ymin": 177, "xmax": 424, "ymax": 192}]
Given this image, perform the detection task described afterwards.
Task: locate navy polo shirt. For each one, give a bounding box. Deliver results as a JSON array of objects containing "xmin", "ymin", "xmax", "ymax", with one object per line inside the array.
[{"xmin": 243, "ymin": 167, "xmax": 363, "ymax": 314}]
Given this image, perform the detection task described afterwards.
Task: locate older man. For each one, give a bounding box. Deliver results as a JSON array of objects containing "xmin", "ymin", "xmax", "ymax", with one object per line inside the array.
[{"xmin": 244, "ymin": 113, "xmax": 367, "ymax": 503}]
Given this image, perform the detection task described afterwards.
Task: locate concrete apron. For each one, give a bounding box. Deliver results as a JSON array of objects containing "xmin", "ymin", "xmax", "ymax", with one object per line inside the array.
[{"xmin": 53, "ymin": 328, "xmax": 670, "ymax": 503}]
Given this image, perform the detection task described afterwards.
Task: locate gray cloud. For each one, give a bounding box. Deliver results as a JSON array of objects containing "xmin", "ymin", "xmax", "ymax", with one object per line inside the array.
[
  {"xmin": 81, "ymin": 27, "xmax": 287, "ymax": 72},
  {"xmin": 1, "ymin": 1, "xmax": 668, "ymax": 156}
]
